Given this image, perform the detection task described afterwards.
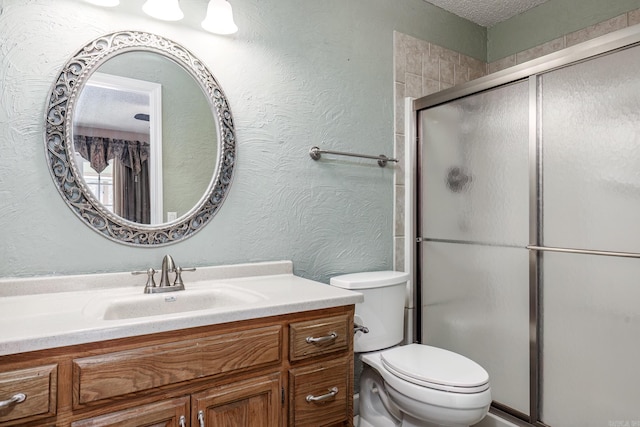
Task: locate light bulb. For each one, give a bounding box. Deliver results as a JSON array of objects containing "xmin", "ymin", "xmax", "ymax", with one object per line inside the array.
[
  {"xmin": 142, "ymin": 0, "xmax": 184, "ymax": 21},
  {"xmin": 201, "ymin": 0, "xmax": 238, "ymax": 35}
]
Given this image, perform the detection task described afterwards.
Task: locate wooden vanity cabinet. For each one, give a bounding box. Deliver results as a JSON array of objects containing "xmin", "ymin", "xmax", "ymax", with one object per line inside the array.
[{"xmin": 0, "ymin": 305, "xmax": 354, "ymax": 427}]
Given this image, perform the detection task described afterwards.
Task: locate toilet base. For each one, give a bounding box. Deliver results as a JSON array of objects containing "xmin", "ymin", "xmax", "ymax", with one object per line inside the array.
[
  {"xmin": 359, "ymin": 352, "xmax": 490, "ymax": 427},
  {"xmin": 358, "ymin": 413, "xmax": 467, "ymax": 427},
  {"xmin": 402, "ymin": 415, "xmax": 467, "ymax": 427},
  {"xmin": 359, "ymin": 366, "xmax": 465, "ymax": 427},
  {"xmin": 360, "ymin": 416, "xmax": 469, "ymax": 427},
  {"xmin": 359, "ymin": 366, "xmax": 401, "ymax": 427},
  {"xmin": 358, "ymin": 416, "xmax": 396, "ymax": 427}
]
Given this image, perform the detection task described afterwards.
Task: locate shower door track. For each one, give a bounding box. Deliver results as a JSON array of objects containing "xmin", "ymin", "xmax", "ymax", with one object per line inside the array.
[{"xmin": 413, "ymin": 23, "xmax": 640, "ymax": 427}]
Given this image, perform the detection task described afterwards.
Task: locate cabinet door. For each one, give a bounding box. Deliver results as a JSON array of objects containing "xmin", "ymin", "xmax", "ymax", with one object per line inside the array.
[
  {"xmin": 71, "ymin": 396, "xmax": 189, "ymax": 427},
  {"xmin": 192, "ymin": 373, "xmax": 280, "ymax": 427}
]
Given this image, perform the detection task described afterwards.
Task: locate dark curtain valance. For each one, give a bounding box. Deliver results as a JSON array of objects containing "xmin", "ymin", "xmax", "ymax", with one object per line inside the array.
[
  {"xmin": 74, "ymin": 135, "xmax": 151, "ymax": 224},
  {"xmin": 73, "ymin": 135, "xmax": 150, "ymax": 174}
]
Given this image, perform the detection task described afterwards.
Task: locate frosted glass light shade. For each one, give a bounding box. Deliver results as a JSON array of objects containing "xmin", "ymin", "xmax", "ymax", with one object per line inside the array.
[
  {"xmin": 142, "ymin": 0, "xmax": 184, "ymax": 21},
  {"xmin": 85, "ymin": 0, "xmax": 119, "ymax": 6},
  {"xmin": 201, "ymin": 0, "xmax": 238, "ymax": 35}
]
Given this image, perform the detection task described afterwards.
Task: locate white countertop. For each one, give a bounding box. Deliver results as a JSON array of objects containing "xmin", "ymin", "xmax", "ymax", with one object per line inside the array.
[{"xmin": 0, "ymin": 261, "xmax": 363, "ymax": 356}]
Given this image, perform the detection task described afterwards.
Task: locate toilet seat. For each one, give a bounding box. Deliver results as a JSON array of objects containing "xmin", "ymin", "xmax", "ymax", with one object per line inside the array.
[{"xmin": 380, "ymin": 344, "xmax": 490, "ymax": 394}]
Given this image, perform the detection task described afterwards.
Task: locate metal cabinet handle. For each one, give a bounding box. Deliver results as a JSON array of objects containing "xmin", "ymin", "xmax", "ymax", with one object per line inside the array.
[
  {"xmin": 0, "ymin": 393, "xmax": 26, "ymax": 409},
  {"xmin": 179, "ymin": 415, "xmax": 186, "ymax": 427},
  {"xmin": 305, "ymin": 332, "xmax": 337, "ymax": 344},
  {"xmin": 198, "ymin": 410, "xmax": 205, "ymax": 427},
  {"xmin": 306, "ymin": 387, "xmax": 339, "ymax": 403}
]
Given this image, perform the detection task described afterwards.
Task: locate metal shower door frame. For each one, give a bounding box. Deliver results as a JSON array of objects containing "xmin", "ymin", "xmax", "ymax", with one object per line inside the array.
[{"xmin": 413, "ymin": 24, "xmax": 640, "ymax": 427}]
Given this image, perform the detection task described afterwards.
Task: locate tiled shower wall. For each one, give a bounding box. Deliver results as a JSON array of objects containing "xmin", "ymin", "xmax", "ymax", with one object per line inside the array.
[
  {"xmin": 392, "ymin": 8, "xmax": 640, "ymax": 271},
  {"xmin": 392, "ymin": 31, "xmax": 486, "ymax": 272}
]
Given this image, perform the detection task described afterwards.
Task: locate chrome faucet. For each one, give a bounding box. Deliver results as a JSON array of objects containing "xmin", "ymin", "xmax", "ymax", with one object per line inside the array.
[{"xmin": 132, "ymin": 255, "xmax": 195, "ymax": 293}]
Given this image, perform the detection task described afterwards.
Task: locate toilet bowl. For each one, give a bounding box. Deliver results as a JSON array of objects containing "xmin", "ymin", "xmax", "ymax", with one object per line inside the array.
[
  {"xmin": 360, "ymin": 345, "xmax": 491, "ymax": 427},
  {"xmin": 330, "ymin": 271, "xmax": 491, "ymax": 427}
]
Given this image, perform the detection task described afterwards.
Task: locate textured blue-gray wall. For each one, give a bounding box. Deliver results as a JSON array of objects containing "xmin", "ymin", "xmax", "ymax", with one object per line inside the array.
[{"xmin": 0, "ymin": 0, "xmax": 484, "ymax": 282}]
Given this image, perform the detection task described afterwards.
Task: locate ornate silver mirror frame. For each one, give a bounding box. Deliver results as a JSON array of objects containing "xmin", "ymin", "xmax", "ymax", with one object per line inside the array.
[{"xmin": 45, "ymin": 31, "xmax": 235, "ymax": 246}]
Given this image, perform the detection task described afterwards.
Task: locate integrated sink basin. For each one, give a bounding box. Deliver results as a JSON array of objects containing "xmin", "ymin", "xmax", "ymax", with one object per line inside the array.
[
  {"xmin": 83, "ymin": 285, "xmax": 267, "ymax": 320},
  {"xmin": 0, "ymin": 261, "xmax": 365, "ymax": 356}
]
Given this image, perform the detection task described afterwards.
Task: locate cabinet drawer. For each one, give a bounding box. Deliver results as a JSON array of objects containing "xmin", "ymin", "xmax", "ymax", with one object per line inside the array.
[
  {"xmin": 289, "ymin": 314, "xmax": 349, "ymax": 361},
  {"xmin": 0, "ymin": 364, "xmax": 57, "ymax": 424},
  {"xmin": 289, "ymin": 357, "xmax": 350, "ymax": 427},
  {"xmin": 73, "ymin": 325, "xmax": 281, "ymax": 405}
]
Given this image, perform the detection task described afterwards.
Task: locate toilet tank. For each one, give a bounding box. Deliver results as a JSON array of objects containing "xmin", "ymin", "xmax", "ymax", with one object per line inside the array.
[{"xmin": 330, "ymin": 271, "xmax": 409, "ymax": 353}]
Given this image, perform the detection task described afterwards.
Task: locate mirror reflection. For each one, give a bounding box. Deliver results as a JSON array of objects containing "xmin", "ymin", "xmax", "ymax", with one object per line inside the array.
[
  {"xmin": 72, "ymin": 51, "xmax": 217, "ymax": 225},
  {"xmin": 45, "ymin": 31, "xmax": 236, "ymax": 246}
]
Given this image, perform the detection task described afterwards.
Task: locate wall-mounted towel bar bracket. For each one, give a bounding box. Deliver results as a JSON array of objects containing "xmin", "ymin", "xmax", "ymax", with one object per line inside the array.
[{"xmin": 309, "ymin": 146, "xmax": 398, "ymax": 167}]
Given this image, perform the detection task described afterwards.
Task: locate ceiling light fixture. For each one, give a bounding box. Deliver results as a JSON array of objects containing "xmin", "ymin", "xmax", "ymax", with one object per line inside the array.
[
  {"xmin": 142, "ymin": 0, "xmax": 184, "ymax": 21},
  {"xmin": 201, "ymin": 0, "xmax": 238, "ymax": 35},
  {"xmin": 84, "ymin": 0, "xmax": 120, "ymax": 6}
]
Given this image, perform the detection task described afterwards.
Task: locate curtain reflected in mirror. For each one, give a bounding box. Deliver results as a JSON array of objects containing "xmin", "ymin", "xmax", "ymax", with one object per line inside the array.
[{"xmin": 74, "ymin": 135, "xmax": 151, "ymax": 223}]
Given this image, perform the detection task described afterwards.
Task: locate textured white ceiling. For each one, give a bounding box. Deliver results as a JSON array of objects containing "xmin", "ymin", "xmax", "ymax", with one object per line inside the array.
[{"xmin": 425, "ymin": 0, "xmax": 550, "ymax": 27}]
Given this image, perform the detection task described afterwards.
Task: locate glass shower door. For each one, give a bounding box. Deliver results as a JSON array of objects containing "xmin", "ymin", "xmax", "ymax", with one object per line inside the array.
[
  {"xmin": 539, "ymin": 43, "xmax": 640, "ymax": 427},
  {"xmin": 418, "ymin": 81, "xmax": 531, "ymax": 415},
  {"xmin": 417, "ymin": 28, "xmax": 640, "ymax": 426}
]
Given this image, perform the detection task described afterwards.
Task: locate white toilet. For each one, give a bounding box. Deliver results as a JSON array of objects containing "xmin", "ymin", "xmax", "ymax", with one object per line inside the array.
[{"xmin": 330, "ymin": 271, "xmax": 491, "ymax": 427}]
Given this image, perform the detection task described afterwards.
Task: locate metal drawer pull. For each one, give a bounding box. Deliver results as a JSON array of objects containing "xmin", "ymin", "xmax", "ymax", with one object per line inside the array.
[
  {"xmin": 306, "ymin": 332, "xmax": 338, "ymax": 344},
  {"xmin": 179, "ymin": 415, "xmax": 186, "ymax": 427},
  {"xmin": 306, "ymin": 387, "xmax": 339, "ymax": 403},
  {"xmin": 0, "ymin": 393, "xmax": 26, "ymax": 409},
  {"xmin": 198, "ymin": 410, "xmax": 205, "ymax": 427}
]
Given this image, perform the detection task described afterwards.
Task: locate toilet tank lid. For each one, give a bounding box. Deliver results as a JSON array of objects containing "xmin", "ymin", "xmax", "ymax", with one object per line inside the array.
[{"xmin": 330, "ymin": 271, "xmax": 409, "ymax": 289}]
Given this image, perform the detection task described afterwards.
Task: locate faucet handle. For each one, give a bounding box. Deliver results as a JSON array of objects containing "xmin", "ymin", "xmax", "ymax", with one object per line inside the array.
[
  {"xmin": 132, "ymin": 268, "xmax": 157, "ymax": 293},
  {"xmin": 174, "ymin": 266, "xmax": 196, "ymax": 287}
]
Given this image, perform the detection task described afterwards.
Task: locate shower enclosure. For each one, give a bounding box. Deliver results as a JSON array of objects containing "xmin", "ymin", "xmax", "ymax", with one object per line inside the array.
[{"xmin": 414, "ymin": 26, "xmax": 640, "ymax": 427}]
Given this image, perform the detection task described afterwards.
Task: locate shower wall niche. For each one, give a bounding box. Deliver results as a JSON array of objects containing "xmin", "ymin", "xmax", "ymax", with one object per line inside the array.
[{"xmin": 416, "ymin": 27, "xmax": 640, "ymax": 427}]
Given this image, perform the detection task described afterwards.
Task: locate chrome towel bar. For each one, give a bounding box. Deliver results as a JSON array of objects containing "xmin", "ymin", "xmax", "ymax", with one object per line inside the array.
[{"xmin": 309, "ymin": 146, "xmax": 398, "ymax": 167}]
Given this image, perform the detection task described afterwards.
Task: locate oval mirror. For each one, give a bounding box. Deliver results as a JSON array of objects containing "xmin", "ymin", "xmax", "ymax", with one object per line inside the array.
[{"xmin": 45, "ymin": 31, "xmax": 236, "ymax": 246}]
